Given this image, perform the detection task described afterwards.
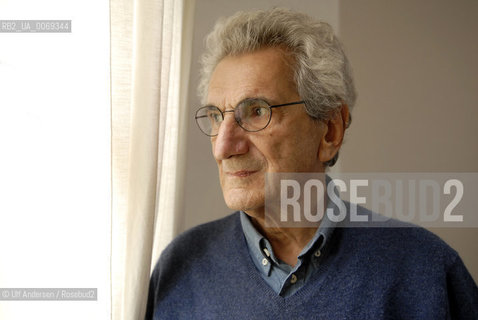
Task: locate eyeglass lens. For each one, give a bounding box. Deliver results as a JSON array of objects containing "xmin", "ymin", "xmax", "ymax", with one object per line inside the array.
[{"xmin": 195, "ymin": 98, "xmax": 272, "ymax": 136}]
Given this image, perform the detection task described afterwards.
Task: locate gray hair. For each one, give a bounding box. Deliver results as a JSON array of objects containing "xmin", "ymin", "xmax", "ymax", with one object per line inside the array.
[{"xmin": 199, "ymin": 8, "xmax": 356, "ymax": 166}]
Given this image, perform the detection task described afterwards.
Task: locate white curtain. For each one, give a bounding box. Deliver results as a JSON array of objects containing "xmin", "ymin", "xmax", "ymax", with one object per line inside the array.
[{"xmin": 110, "ymin": 0, "xmax": 195, "ymax": 319}]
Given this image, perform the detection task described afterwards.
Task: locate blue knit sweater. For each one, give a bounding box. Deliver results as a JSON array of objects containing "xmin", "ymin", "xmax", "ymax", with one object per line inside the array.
[{"xmin": 146, "ymin": 211, "xmax": 478, "ymax": 319}]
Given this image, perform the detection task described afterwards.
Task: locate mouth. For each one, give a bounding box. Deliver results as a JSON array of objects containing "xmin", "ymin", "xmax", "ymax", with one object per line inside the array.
[{"xmin": 225, "ymin": 170, "xmax": 259, "ymax": 178}]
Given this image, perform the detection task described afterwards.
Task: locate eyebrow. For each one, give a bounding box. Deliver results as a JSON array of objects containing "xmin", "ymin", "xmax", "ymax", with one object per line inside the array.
[{"xmin": 205, "ymin": 96, "xmax": 274, "ymax": 111}]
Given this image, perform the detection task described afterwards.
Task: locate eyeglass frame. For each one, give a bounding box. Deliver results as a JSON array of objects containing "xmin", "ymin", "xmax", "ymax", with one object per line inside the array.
[{"xmin": 194, "ymin": 99, "xmax": 305, "ymax": 137}]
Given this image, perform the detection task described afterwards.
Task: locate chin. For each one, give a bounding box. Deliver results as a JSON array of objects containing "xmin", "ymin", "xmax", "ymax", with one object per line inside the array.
[{"xmin": 223, "ymin": 188, "xmax": 264, "ymax": 212}]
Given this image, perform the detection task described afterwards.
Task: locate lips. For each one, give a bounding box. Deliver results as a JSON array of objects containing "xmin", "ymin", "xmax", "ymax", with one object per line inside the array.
[
  {"xmin": 222, "ymin": 158, "xmax": 263, "ymax": 178},
  {"xmin": 225, "ymin": 170, "xmax": 258, "ymax": 177}
]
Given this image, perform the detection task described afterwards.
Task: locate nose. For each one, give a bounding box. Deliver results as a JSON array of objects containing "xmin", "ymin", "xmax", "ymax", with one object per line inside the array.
[{"xmin": 212, "ymin": 111, "xmax": 248, "ymax": 160}]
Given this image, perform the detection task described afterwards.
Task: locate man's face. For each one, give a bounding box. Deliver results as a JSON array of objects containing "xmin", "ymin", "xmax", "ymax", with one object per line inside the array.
[{"xmin": 207, "ymin": 47, "xmax": 325, "ymax": 216}]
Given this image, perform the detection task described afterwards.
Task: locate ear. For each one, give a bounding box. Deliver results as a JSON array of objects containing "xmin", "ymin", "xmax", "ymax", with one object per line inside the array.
[{"xmin": 318, "ymin": 104, "xmax": 350, "ymax": 163}]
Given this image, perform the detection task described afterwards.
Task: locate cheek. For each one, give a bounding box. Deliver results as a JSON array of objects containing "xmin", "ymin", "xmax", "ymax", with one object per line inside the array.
[
  {"xmin": 256, "ymin": 136, "xmax": 294, "ymax": 169},
  {"xmin": 266, "ymin": 131, "xmax": 321, "ymax": 170}
]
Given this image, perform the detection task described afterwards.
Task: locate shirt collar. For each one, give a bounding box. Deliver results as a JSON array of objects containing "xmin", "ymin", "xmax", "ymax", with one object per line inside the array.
[{"xmin": 240, "ymin": 211, "xmax": 273, "ymax": 275}]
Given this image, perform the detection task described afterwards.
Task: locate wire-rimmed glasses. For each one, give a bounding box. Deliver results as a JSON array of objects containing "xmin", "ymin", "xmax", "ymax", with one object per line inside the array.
[{"xmin": 195, "ymin": 98, "xmax": 305, "ymax": 137}]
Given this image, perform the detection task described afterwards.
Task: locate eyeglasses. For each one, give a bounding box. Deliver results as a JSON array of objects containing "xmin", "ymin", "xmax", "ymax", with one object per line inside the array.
[{"xmin": 195, "ymin": 98, "xmax": 305, "ymax": 137}]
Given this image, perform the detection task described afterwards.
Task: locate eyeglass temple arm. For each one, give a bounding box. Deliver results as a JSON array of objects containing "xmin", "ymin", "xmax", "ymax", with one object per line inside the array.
[{"xmin": 269, "ymin": 100, "xmax": 305, "ymax": 109}]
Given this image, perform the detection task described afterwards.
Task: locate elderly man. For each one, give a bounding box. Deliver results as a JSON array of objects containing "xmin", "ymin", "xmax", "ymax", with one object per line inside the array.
[{"xmin": 146, "ymin": 8, "xmax": 478, "ymax": 319}]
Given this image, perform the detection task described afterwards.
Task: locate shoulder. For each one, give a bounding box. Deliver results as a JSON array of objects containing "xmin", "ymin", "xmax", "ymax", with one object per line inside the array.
[
  {"xmin": 158, "ymin": 211, "xmax": 241, "ymax": 265},
  {"xmin": 329, "ymin": 204, "xmax": 478, "ymax": 318},
  {"xmin": 334, "ymin": 204, "xmax": 460, "ymax": 272},
  {"xmin": 150, "ymin": 211, "xmax": 243, "ymax": 283},
  {"xmin": 146, "ymin": 212, "xmax": 243, "ymax": 315}
]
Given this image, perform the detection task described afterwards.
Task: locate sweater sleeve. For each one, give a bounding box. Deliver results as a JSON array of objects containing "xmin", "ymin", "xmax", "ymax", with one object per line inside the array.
[{"xmin": 446, "ymin": 254, "xmax": 478, "ymax": 319}]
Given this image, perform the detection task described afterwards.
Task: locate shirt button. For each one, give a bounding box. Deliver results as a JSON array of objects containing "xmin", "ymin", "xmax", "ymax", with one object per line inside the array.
[
  {"xmin": 314, "ymin": 250, "xmax": 321, "ymax": 257},
  {"xmin": 290, "ymin": 274, "xmax": 298, "ymax": 284},
  {"xmin": 262, "ymin": 258, "xmax": 268, "ymax": 266}
]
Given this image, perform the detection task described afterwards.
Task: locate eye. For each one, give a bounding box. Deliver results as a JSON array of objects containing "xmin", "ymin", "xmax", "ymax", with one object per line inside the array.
[
  {"xmin": 236, "ymin": 98, "xmax": 270, "ymax": 129},
  {"xmin": 206, "ymin": 109, "xmax": 222, "ymax": 123},
  {"xmin": 212, "ymin": 113, "xmax": 222, "ymax": 122},
  {"xmin": 252, "ymin": 106, "xmax": 268, "ymax": 117}
]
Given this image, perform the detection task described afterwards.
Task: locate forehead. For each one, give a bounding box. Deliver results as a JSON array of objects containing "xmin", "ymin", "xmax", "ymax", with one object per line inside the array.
[{"xmin": 207, "ymin": 47, "xmax": 298, "ymax": 106}]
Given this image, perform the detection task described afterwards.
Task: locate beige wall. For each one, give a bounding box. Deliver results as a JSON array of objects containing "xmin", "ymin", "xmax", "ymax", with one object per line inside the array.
[
  {"xmin": 181, "ymin": 0, "xmax": 478, "ymax": 281},
  {"xmin": 339, "ymin": 0, "xmax": 478, "ymax": 282}
]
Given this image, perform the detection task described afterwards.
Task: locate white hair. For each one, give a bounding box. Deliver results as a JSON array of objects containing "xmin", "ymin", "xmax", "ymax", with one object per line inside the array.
[{"xmin": 199, "ymin": 8, "xmax": 356, "ymax": 166}]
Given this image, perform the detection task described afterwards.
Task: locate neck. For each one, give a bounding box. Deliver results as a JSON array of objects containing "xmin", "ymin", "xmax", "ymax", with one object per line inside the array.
[
  {"xmin": 247, "ymin": 211, "xmax": 319, "ymax": 267},
  {"xmin": 244, "ymin": 174, "xmax": 327, "ymax": 266}
]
